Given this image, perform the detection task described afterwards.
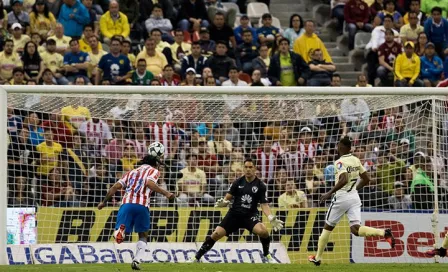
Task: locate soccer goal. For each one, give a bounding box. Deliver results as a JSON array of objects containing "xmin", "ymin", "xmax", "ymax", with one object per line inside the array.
[{"xmin": 1, "ymin": 86, "xmax": 447, "ymax": 265}]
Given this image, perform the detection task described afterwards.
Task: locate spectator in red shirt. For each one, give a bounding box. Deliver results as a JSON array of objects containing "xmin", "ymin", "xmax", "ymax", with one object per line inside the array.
[
  {"xmin": 344, "ymin": 0, "xmax": 372, "ymax": 50},
  {"xmin": 41, "ymin": 110, "xmax": 73, "ymax": 148},
  {"xmin": 377, "ymin": 29, "xmax": 402, "ymax": 86}
]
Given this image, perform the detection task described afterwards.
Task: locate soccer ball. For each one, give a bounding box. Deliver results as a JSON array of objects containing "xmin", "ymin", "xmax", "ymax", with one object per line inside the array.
[{"xmin": 148, "ymin": 142, "xmax": 165, "ymax": 158}]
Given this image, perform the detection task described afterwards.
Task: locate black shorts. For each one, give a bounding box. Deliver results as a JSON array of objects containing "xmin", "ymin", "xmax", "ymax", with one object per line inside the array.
[{"xmin": 218, "ymin": 212, "xmax": 261, "ymax": 235}]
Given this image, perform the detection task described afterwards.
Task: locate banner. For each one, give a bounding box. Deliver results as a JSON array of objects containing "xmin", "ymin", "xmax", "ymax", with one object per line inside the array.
[
  {"xmin": 7, "ymin": 242, "xmax": 290, "ymax": 265},
  {"xmin": 351, "ymin": 212, "xmax": 448, "ymax": 263},
  {"xmin": 37, "ymin": 207, "xmax": 351, "ymax": 264}
]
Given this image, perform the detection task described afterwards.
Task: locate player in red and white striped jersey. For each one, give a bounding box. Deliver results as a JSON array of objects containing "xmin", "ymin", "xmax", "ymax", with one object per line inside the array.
[{"xmin": 98, "ymin": 154, "xmax": 175, "ymax": 270}]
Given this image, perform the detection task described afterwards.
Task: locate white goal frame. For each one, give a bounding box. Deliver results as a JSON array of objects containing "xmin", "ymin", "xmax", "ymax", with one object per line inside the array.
[{"xmin": 0, "ymin": 85, "xmax": 446, "ymax": 265}]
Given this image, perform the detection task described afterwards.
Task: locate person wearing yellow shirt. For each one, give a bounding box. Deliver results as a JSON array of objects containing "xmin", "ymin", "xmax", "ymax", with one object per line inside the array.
[
  {"xmin": 99, "ymin": 1, "xmax": 130, "ymax": 44},
  {"xmin": 117, "ymin": 144, "xmax": 140, "ymax": 177},
  {"xmin": 293, "ymin": 20, "xmax": 332, "ymax": 63},
  {"xmin": 9, "ymin": 67, "xmax": 27, "ymax": 85},
  {"xmin": 11, "ymin": 23, "xmax": 31, "ymax": 55},
  {"xmin": 48, "ymin": 23, "xmax": 71, "ymax": 55},
  {"xmin": 36, "ymin": 128, "xmax": 63, "ymax": 176},
  {"xmin": 171, "ymin": 29, "xmax": 192, "ymax": 71},
  {"xmin": 403, "ymin": 0, "xmax": 427, "ymax": 26},
  {"xmin": 29, "ymin": 0, "xmax": 56, "ymax": 39},
  {"xmin": 87, "ymin": 35, "xmax": 107, "ymax": 79},
  {"xmin": 394, "ymin": 41, "xmax": 423, "ymax": 87},
  {"xmin": 61, "ymin": 103, "xmax": 91, "ymax": 133},
  {"xmin": 136, "ymin": 38, "xmax": 168, "ymax": 77},
  {"xmin": 399, "ymin": 11, "xmax": 423, "ymax": 43},
  {"xmin": 122, "ymin": 40, "xmax": 136, "ymax": 68},
  {"xmin": 78, "ymin": 24, "xmax": 103, "ymax": 52},
  {"xmin": 278, "ymin": 180, "xmax": 308, "ymax": 208},
  {"xmin": 40, "ymin": 38, "xmax": 70, "ymax": 85},
  {"xmin": 0, "ymin": 39, "xmax": 23, "ymax": 84}
]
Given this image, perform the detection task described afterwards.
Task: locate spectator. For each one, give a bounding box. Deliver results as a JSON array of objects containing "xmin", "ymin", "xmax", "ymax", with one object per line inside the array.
[
  {"xmin": 11, "ymin": 23, "xmax": 31, "ymax": 54},
  {"xmin": 84, "ymin": 163, "xmax": 114, "ymax": 206},
  {"xmin": 421, "ymin": 0, "xmax": 448, "ymax": 18},
  {"xmin": 415, "ymin": 32, "xmax": 428, "ymax": 57},
  {"xmin": 376, "ymin": 151, "xmax": 406, "ymax": 194},
  {"xmin": 251, "ymin": 44, "xmax": 270, "ymax": 78},
  {"xmin": 331, "ymin": 73, "xmax": 342, "ymax": 86},
  {"xmin": 302, "ymin": 159, "xmax": 325, "ymax": 206},
  {"xmin": 177, "ymin": 153, "xmax": 214, "ymax": 206},
  {"xmin": 87, "ymin": 35, "xmax": 107, "ymax": 79},
  {"xmin": 344, "ymin": 0, "xmax": 372, "ymax": 50},
  {"xmin": 79, "ymin": 24, "xmax": 103, "ymax": 52},
  {"xmin": 420, "ymin": 42, "xmax": 443, "ymax": 86},
  {"xmin": 204, "ymin": 75, "xmax": 216, "ymax": 86},
  {"xmin": 105, "ymin": 126, "xmax": 135, "ymax": 165},
  {"xmin": 283, "ymin": 14, "xmax": 305, "ymax": 49},
  {"xmin": 198, "ymin": 27, "xmax": 215, "ymax": 57},
  {"xmin": 251, "ymin": 69, "xmax": 269, "ymax": 86},
  {"xmin": 369, "ymin": 0, "xmax": 384, "ymax": 20},
  {"xmin": 145, "ymin": 4, "xmax": 173, "ymax": 43},
  {"xmin": 424, "ymin": 7, "xmax": 448, "ymax": 57},
  {"xmin": 394, "ymin": 41, "xmax": 423, "ymax": 87},
  {"xmin": 96, "ymin": 37, "xmax": 132, "ymax": 85},
  {"xmin": 62, "ymin": 133, "xmax": 88, "ymax": 190},
  {"xmin": 269, "ymin": 38, "xmax": 309, "ymax": 86},
  {"xmin": 178, "ymin": 0, "xmax": 209, "ymax": 32},
  {"xmin": 205, "ymin": 41, "xmax": 235, "ymax": 82},
  {"xmin": 48, "ymin": 23, "xmax": 71, "ymax": 54},
  {"xmin": 0, "ymin": 2, "xmax": 6, "ymax": 36},
  {"xmin": 135, "ymin": 38, "xmax": 168, "ymax": 77},
  {"xmin": 340, "ymin": 98, "xmax": 370, "ymax": 135},
  {"xmin": 171, "ymin": 29, "xmax": 191, "ymax": 71},
  {"xmin": 403, "ymin": 0, "xmax": 427, "ymax": 26},
  {"xmin": 278, "ymin": 180, "xmax": 308, "ymax": 208},
  {"xmin": 236, "ymin": 29, "xmax": 258, "ymax": 74},
  {"xmin": 209, "ymin": 12, "xmax": 236, "ymax": 50},
  {"xmin": 116, "ymin": 144, "xmax": 139, "ymax": 177},
  {"xmin": 9, "ymin": 67, "xmax": 27, "ymax": 85},
  {"xmin": 0, "ymin": 39, "xmax": 23, "ymax": 84},
  {"xmin": 8, "ymin": 0, "xmax": 30, "ymax": 33},
  {"xmin": 138, "ymin": 0, "xmax": 176, "ymax": 32},
  {"xmin": 21, "ymin": 41, "xmax": 44, "ymax": 82},
  {"xmin": 41, "ymin": 167, "xmax": 78, "ymax": 207},
  {"xmin": 257, "ymin": 13, "xmax": 280, "ymax": 45},
  {"xmin": 58, "ymin": 0, "xmax": 90, "ymax": 37},
  {"xmin": 150, "ymin": 28, "xmax": 173, "ymax": 64},
  {"xmin": 280, "ymin": 137, "xmax": 302, "ymax": 180},
  {"xmin": 411, "ymin": 155, "xmax": 434, "ymax": 209},
  {"xmin": 400, "ymin": 11, "xmax": 424, "ymax": 43},
  {"xmin": 374, "ymin": 0, "xmax": 403, "ymax": 29},
  {"xmin": 82, "ymin": 0, "xmax": 99, "ymax": 35},
  {"xmin": 131, "ymin": 58, "xmax": 154, "ymax": 85},
  {"xmin": 36, "ymin": 128, "xmax": 63, "ymax": 177},
  {"xmin": 221, "ymin": 66, "xmax": 247, "ymax": 86},
  {"xmin": 377, "ymin": 29, "xmax": 402, "ymax": 86},
  {"xmin": 78, "ymin": 117, "xmax": 113, "ymax": 157},
  {"xmin": 207, "ymin": 126, "xmax": 232, "ymax": 166},
  {"xmin": 60, "ymin": 100, "xmax": 91, "ymax": 133},
  {"xmin": 29, "ymin": 0, "xmax": 56, "ymax": 39},
  {"xmin": 331, "ymin": 0, "xmax": 348, "ymax": 32},
  {"xmin": 7, "ymin": 107, "xmax": 23, "ymax": 137},
  {"xmin": 121, "ymin": 40, "xmax": 135, "ymax": 66},
  {"xmin": 355, "ymin": 74, "xmax": 372, "ymax": 87},
  {"xmin": 181, "ymin": 67, "xmax": 199, "ymax": 86},
  {"xmin": 161, "ymin": 64, "xmax": 180, "ymax": 86},
  {"xmin": 293, "ymin": 20, "xmax": 332, "ymax": 63},
  {"xmin": 181, "ymin": 41, "xmax": 207, "ymax": 78},
  {"xmin": 40, "ymin": 38, "xmax": 69, "ymax": 85},
  {"xmin": 234, "ymin": 15, "xmax": 257, "ymax": 45},
  {"xmin": 118, "ymin": 0, "xmax": 139, "ymax": 37},
  {"xmin": 307, "ymin": 48, "xmax": 336, "ymax": 86},
  {"xmin": 99, "ymin": 1, "xmax": 130, "ymax": 44},
  {"xmin": 41, "ymin": 109, "xmax": 73, "ymax": 147},
  {"xmin": 386, "ymin": 116, "xmax": 415, "ymax": 151},
  {"xmin": 63, "ymin": 38, "xmax": 90, "ymax": 83}
]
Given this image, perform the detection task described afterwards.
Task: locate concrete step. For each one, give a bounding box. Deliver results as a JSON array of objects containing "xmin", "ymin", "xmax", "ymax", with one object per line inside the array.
[
  {"xmin": 338, "ymin": 71, "xmax": 361, "ymax": 80},
  {"xmin": 270, "ymin": 4, "xmax": 308, "ymax": 13},
  {"xmin": 318, "ymin": 32, "xmax": 334, "ymax": 42},
  {"xmin": 335, "ymin": 63, "xmax": 355, "ymax": 72},
  {"xmin": 327, "ymin": 47, "xmax": 346, "ymax": 57},
  {"xmin": 325, "ymin": 42, "xmax": 338, "ymax": 49},
  {"xmin": 331, "ymin": 56, "xmax": 349, "ymax": 64},
  {"xmin": 343, "ymin": 78, "xmax": 358, "ymax": 87}
]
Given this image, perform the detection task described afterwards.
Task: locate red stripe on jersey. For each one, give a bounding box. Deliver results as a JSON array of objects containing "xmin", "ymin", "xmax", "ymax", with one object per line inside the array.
[{"xmin": 121, "ymin": 165, "xmax": 159, "ymax": 206}]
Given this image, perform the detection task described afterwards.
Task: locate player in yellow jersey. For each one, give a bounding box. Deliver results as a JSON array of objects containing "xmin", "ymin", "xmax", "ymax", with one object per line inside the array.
[
  {"xmin": 308, "ymin": 137, "xmax": 395, "ymax": 266},
  {"xmin": 426, "ymin": 233, "xmax": 448, "ymax": 258}
]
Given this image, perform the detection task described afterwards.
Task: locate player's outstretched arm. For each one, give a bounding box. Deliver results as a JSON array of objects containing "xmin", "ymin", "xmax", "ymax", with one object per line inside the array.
[
  {"xmin": 146, "ymin": 179, "xmax": 175, "ymax": 200},
  {"xmin": 320, "ymin": 172, "xmax": 348, "ymax": 203},
  {"xmin": 356, "ymin": 171, "xmax": 371, "ymax": 191},
  {"xmin": 215, "ymin": 193, "xmax": 233, "ymax": 207},
  {"xmin": 261, "ymin": 203, "xmax": 284, "ymax": 232},
  {"xmin": 98, "ymin": 182, "xmax": 123, "ymax": 210}
]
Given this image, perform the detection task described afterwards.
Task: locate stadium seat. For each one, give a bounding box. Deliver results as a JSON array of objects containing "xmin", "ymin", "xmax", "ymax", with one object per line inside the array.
[
  {"xmin": 354, "ymin": 32, "xmax": 371, "ymax": 50},
  {"xmin": 258, "ymin": 16, "xmax": 282, "ymax": 31},
  {"xmin": 222, "ymin": 2, "xmax": 241, "ymax": 15},
  {"xmin": 239, "ymin": 73, "xmax": 252, "ymax": 84},
  {"xmin": 247, "ymin": 2, "xmax": 269, "ymax": 21}
]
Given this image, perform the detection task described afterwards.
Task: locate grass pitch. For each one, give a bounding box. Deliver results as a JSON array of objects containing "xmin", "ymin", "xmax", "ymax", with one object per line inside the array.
[{"xmin": 2, "ymin": 263, "xmax": 448, "ymax": 272}]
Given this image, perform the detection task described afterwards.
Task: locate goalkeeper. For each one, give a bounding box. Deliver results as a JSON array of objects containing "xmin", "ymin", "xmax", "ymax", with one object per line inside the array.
[
  {"xmin": 188, "ymin": 158, "xmax": 284, "ymax": 263},
  {"xmin": 427, "ymin": 233, "xmax": 448, "ymax": 258}
]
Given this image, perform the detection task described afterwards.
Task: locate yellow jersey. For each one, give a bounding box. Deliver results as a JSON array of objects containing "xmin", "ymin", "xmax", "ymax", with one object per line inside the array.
[
  {"xmin": 12, "ymin": 35, "xmax": 31, "ymax": 54},
  {"xmin": 0, "ymin": 51, "xmax": 22, "ymax": 80},
  {"xmin": 334, "ymin": 154, "xmax": 366, "ymax": 196},
  {"xmin": 177, "ymin": 167, "xmax": 207, "ymax": 194},
  {"xmin": 40, "ymin": 51, "xmax": 63, "ymax": 73},
  {"xmin": 48, "ymin": 35, "xmax": 71, "ymax": 52},
  {"xmin": 36, "ymin": 141, "xmax": 63, "ymax": 175},
  {"xmin": 61, "ymin": 105, "xmax": 91, "ymax": 133}
]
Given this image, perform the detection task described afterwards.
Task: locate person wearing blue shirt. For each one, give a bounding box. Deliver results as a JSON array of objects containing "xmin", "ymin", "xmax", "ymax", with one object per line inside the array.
[
  {"xmin": 424, "ymin": 7, "xmax": 448, "ymax": 57},
  {"xmin": 27, "ymin": 112, "xmax": 44, "ymax": 147},
  {"xmin": 63, "ymin": 38, "xmax": 90, "ymax": 82},
  {"xmin": 8, "ymin": 107, "xmax": 22, "ymax": 137},
  {"xmin": 234, "ymin": 15, "xmax": 257, "ymax": 45},
  {"xmin": 96, "ymin": 37, "xmax": 132, "ymax": 85},
  {"xmin": 420, "ymin": 42, "xmax": 443, "ymax": 86},
  {"xmin": 58, "ymin": 0, "xmax": 90, "ymax": 37},
  {"xmin": 256, "ymin": 13, "xmax": 280, "ymax": 45}
]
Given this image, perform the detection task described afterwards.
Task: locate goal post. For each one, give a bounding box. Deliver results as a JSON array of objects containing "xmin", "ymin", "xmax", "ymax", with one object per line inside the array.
[{"xmin": 1, "ymin": 86, "xmax": 447, "ymax": 265}]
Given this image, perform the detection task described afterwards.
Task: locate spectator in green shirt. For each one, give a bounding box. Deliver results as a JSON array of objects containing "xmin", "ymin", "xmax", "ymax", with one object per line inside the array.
[
  {"xmin": 131, "ymin": 58, "xmax": 154, "ymax": 85},
  {"xmin": 376, "ymin": 150, "xmax": 406, "ymax": 194},
  {"xmin": 421, "ymin": 0, "xmax": 448, "ymax": 17},
  {"xmin": 410, "ymin": 153, "xmax": 434, "ymax": 209}
]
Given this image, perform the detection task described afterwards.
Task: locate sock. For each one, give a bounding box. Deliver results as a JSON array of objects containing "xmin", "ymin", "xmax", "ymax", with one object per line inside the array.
[
  {"xmin": 195, "ymin": 236, "xmax": 216, "ymax": 260},
  {"xmin": 358, "ymin": 226, "xmax": 385, "ymax": 237},
  {"xmin": 260, "ymin": 236, "xmax": 271, "ymax": 256},
  {"xmin": 315, "ymin": 229, "xmax": 331, "ymax": 261},
  {"xmin": 442, "ymin": 232, "xmax": 448, "ymax": 249},
  {"xmin": 134, "ymin": 239, "xmax": 147, "ymax": 263}
]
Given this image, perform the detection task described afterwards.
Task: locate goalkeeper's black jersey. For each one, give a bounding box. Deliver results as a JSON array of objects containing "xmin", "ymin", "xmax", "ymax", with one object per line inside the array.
[{"xmin": 228, "ymin": 176, "xmax": 268, "ymax": 215}]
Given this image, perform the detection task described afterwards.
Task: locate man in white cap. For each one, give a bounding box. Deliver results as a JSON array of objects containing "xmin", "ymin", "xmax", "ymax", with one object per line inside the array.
[{"xmin": 11, "ymin": 23, "xmax": 30, "ymax": 54}]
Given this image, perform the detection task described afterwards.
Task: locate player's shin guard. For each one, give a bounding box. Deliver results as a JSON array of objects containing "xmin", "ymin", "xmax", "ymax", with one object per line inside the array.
[
  {"xmin": 195, "ymin": 236, "xmax": 216, "ymax": 260},
  {"xmin": 260, "ymin": 236, "xmax": 271, "ymax": 257},
  {"xmin": 134, "ymin": 238, "xmax": 147, "ymax": 263},
  {"xmin": 358, "ymin": 226, "xmax": 385, "ymax": 237},
  {"xmin": 315, "ymin": 229, "xmax": 331, "ymax": 261}
]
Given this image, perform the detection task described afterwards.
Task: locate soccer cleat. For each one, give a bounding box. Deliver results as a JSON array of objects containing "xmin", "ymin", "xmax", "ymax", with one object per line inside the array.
[
  {"xmin": 308, "ymin": 255, "xmax": 321, "ymax": 266},
  {"xmin": 384, "ymin": 228, "xmax": 396, "ymax": 249},
  {"xmin": 426, "ymin": 247, "xmax": 447, "ymax": 257},
  {"xmin": 264, "ymin": 254, "xmax": 276, "ymax": 264},
  {"xmin": 186, "ymin": 257, "xmax": 200, "ymax": 263},
  {"xmin": 131, "ymin": 260, "xmax": 141, "ymax": 270},
  {"xmin": 114, "ymin": 224, "xmax": 126, "ymax": 244}
]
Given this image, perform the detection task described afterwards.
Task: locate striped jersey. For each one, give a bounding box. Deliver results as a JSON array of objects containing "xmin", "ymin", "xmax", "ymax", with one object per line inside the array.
[
  {"xmin": 334, "ymin": 154, "xmax": 366, "ymax": 196},
  {"xmin": 118, "ymin": 164, "xmax": 160, "ymax": 206}
]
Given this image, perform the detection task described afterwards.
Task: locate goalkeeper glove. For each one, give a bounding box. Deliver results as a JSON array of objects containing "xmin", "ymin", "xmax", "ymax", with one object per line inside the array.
[
  {"xmin": 268, "ymin": 215, "xmax": 284, "ymax": 232},
  {"xmin": 215, "ymin": 198, "xmax": 230, "ymax": 207}
]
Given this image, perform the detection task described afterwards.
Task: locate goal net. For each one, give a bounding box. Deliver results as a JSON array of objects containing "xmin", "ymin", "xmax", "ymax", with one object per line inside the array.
[{"xmin": 3, "ymin": 87, "xmax": 448, "ymax": 265}]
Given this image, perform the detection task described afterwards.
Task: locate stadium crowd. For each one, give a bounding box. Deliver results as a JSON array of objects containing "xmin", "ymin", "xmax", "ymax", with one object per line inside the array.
[{"xmin": 3, "ymin": 0, "xmax": 448, "ymax": 210}]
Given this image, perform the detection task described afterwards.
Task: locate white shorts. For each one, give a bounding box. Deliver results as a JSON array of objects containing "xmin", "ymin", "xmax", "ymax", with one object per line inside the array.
[{"xmin": 325, "ymin": 192, "xmax": 361, "ymax": 227}]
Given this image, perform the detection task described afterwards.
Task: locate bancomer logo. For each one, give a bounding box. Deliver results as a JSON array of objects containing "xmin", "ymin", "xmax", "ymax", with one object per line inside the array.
[{"xmin": 7, "ymin": 243, "xmax": 289, "ymax": 265}]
